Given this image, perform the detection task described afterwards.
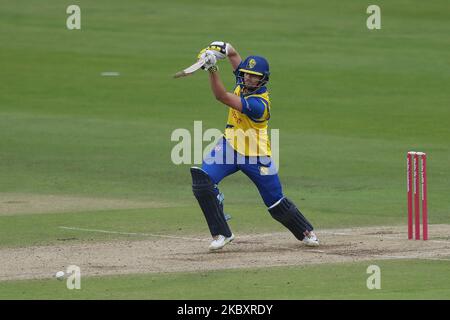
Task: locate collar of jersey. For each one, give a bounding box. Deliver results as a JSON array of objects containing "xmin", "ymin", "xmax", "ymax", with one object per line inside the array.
[{"xmin": 240, "ymin": 85, "xmax": 267, "ymax": 96}]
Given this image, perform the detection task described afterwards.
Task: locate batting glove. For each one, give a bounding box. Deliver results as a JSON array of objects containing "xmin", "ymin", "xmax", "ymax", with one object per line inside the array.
[
  {"xmin": 206, "ymin": 41, "xmax": 230, "ymax": 60},
  {"xmin": 202, "ymin": 51, "xmax": 218, "ymax": 72},
  {"xmin": 197, "ymin": 48, "xmax": 208, "ymax": 60}
]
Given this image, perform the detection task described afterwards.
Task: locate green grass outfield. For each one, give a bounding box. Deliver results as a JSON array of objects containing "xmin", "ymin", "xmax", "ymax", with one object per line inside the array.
[
  {"xmin": 0, "ymin": 0, "xmax": 449, "ymax": 299},
  {"xmin": 1, "ymin": 260, "xmax": 449, "ymax": 299}
]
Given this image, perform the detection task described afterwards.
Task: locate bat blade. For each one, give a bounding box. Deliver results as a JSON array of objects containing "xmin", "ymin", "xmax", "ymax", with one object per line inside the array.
[{"xmin": 173, "ymin": 58, "xmax": 206, "ymax": 78}]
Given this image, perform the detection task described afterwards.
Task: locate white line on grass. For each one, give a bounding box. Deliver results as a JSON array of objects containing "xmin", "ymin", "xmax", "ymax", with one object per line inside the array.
[
  {"xmin": 59, "ymin": 226, "xmax": 207, "ymax": 242},
  {"xmin": 318, "ymin": 230, "xmax": 450, "ymax": 244},
  {"xmin": 101, "ymin": 72, "xmax": 120, "ymax": 76}
]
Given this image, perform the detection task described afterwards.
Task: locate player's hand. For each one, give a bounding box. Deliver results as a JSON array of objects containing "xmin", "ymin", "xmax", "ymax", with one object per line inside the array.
[
  {"xmin": 202, "ymin": 51, "xmax": 218, "ymax": 72},
  {"xmin": 197, "ymin": 41, "xmax": 230, "ymax": 61},
  {"xmin": 206, "ymin": 41, "xmax": 230, "ymax": 60},
  {"xmin": 197, "ymin": 48, "xmax": 208, "ymax": 60},
  {"xmin": 197, "ymin": 49, "xmax": 217, "ymax": 71}
]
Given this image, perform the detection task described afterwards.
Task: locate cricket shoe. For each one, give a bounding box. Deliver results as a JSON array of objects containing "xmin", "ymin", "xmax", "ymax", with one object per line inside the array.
[
  {"xmin": 303, "ymin": 231, "xmax": 319, "ymax": 247},
  {"xmin": 209, "ymin": 234, "xmax": 235, "ymax": 251}
]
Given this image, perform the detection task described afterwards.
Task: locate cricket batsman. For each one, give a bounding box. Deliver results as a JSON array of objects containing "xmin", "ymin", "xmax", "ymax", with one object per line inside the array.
[{"xmin": 190, "ymin": 41, "xmax": 319, "ymax": 250}]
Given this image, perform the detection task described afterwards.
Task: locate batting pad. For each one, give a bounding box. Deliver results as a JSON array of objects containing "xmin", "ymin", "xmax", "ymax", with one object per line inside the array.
[
  {"xmin": 190, "ymin": 167, "xmax": 232, "ymax": 238},
  {"xmin": 268, "ymin": 197, "xmax": 314, "ymax": 240}
]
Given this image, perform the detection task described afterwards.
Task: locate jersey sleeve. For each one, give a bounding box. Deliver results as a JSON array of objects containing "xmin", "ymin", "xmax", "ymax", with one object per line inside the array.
[{"xmin": 240, "ymin": 96, "xmax": 268, "ymax": 122}]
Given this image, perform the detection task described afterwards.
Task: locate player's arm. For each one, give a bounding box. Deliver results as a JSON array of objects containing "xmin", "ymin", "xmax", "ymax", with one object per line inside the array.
[
  {"xmin": 207, "ymin": 68, "xmax": 266, "ymax": 121},
  {"xmin": 208, "ymin": 70, "xmax": 242, "ymax": 112},
  {"xmin": 225, "ymin": 44, "xmax": 242, "ymax": 71}
]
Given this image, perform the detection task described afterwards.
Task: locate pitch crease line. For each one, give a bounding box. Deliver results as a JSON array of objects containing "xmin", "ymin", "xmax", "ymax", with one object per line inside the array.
[{"xmin": 59, "ymin": 226, "xmax": 207, "ymax": 242}]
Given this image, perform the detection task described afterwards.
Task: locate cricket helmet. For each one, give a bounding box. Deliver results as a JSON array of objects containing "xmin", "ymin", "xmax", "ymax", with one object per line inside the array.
[{"xmin": 237, "ymin": 55, "xmax": 270, "ymax": 93}]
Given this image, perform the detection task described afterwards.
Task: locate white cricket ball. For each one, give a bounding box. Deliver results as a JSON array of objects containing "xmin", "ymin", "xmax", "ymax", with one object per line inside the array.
[{"xmin": 55, "ymin": 271, "xmax": 65, "ymax": 280}]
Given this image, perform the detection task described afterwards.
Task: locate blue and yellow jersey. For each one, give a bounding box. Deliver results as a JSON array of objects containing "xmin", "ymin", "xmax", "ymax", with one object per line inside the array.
[{"xmin": 224, "ymin": 62, "xmax": 271, "ymax": 156}]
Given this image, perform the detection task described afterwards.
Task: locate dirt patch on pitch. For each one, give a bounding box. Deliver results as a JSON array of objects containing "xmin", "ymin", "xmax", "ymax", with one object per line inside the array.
[
  {"xmin": 0, "ymin": 193, "xmax": 168, "ymax": 216},
  {"xmin": 1, "ymin": 224, "xmax": 450, "ymax": 281}
]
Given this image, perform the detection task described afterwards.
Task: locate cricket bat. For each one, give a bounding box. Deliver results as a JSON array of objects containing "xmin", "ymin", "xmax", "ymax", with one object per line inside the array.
[{"xmin": 173, "ymin": 57, "xmax": 207, "ymax": 78}]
